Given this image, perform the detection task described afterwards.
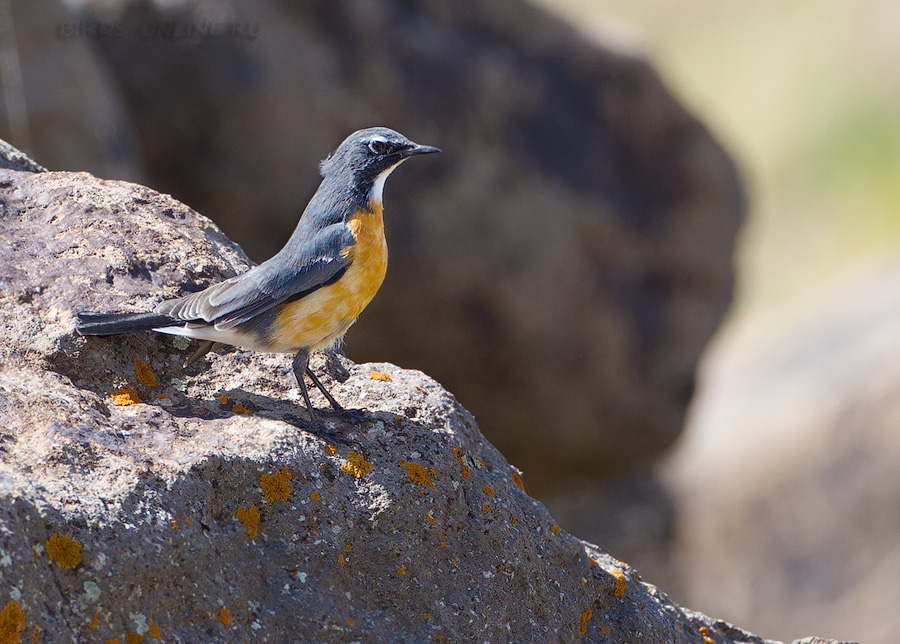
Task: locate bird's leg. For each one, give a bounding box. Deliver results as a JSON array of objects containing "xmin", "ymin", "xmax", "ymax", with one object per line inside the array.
[
  {"xmin": 184, "ymin": 340, "xmax": 221, "ymax": 367},
  {"xmin": 306, "ymin": 367, "xmax": 344, "ymax": 412},
  {"xmin": 292, "ymin": 349, "xmax": 317, "ymax": 422}
]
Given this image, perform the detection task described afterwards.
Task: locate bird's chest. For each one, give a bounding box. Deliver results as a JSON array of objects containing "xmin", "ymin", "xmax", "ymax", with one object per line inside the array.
[{"xmin": 268, "ymin": 205, "xmax": 388, "ymax": 351}]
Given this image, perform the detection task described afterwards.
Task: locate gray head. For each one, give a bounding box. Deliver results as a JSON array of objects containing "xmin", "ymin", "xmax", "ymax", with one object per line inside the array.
[{"xmin": 319, "ymin": 127, "xmax": 440, "ymax": 205}]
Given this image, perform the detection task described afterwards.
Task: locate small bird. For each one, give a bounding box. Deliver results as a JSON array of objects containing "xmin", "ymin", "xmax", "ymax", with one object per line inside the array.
[{"xmin": 77, "ymin": 127, "xmax": 440, "ymax": 420}]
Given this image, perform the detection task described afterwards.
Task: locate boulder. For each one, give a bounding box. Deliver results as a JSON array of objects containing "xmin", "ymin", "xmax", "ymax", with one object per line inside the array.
[
  {"xmin": 67, "ymin": 0, "xmax": 744, "ymax": 489},
  {"xmin": 0, "ymin": 147, "xmax": 839, "ymax": 643},
  {"xmin": 665, "ymin": 266, "xmax": 900, "ymax": 644}
]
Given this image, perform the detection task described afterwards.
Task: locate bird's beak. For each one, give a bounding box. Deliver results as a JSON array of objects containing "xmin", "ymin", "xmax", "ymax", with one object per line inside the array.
[{"xmin": 401, "ymin": 143, "xmax": 441, "ymax": 157}]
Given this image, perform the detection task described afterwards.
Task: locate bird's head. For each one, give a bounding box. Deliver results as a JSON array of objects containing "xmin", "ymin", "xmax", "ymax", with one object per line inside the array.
[{"xmin": 319, "ymin": 127, "xmax": 440, "ymax": 206}]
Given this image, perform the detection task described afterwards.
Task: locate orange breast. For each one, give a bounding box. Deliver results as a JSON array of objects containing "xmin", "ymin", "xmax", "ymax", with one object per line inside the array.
[{"xmin": 269, "ymin": 204, "xmax": 388, "ymax": 352}]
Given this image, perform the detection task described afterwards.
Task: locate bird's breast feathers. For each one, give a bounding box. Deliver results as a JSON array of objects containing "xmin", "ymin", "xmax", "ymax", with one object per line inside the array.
[{"xmin": 269, "ymin": 204, "xmax": 388, "ymax": 351}]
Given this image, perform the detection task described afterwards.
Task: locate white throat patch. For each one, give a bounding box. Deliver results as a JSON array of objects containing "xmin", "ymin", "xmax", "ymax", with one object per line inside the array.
[{"xmin": 369, "ymin": 160, "xmax": 405, "ymax": 205}]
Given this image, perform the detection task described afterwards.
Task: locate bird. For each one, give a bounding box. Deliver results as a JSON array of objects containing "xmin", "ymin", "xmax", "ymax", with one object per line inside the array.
[{"xmin": 76, "ymin": 127, "xmax": 440, "ymax": 421}]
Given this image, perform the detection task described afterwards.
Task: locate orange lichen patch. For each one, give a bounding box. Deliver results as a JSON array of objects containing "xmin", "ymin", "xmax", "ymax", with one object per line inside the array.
[
  {"xmin": 600, "ymin": 623, "xmax": 611, "ymax": 634},
  {"xmin": 233, "ymin": 505, "xmax": 260, "ymax": 538},
  {"xmin": 30, "ymin": 625, "xmax": 37, "ymax": 644},
  {"xmin": 699, "ymin": 625, "xmax": 715, "ymax": 644},
  {"xmin": 231, "ymin": 403, "xmax": 251, "ymax": 414},
  {"xmin": 396, "ymin": 565, "xmax": 406, "ymax": 576},
  {"xmin": 45, "ymin": 532, "xmax": 82, "ymax": 569},
  {"xmin": 451, "ymin": 448, "xmax": 471, "ymax": 478},
  {"xmin": 86, "ymin": 612, "xmax": 100, "ymax": 634},
  {"xmin": 216, "ymin": 395, "xmax": 229, "ymax": 405},
  {"xmin": 550, "ymin": 523, "xmax": 561, "ymax": 535},
  {"xmin": 611, "ymin": 569, "xmax": 627, "ymax": 597},
  {"xmin": 481, "ymin": 484, "xmax": 494, "ymax": 497},
  {"xmin": 124, "ymin": 634, "xmax": 143, "ymax": 644},
  {"xmin": 214, "ymin": 607, "xmax": 231, "ymax": 627},
  {"xmin": 155, "ymin": 394, "xmax": 169, "ymax": 400},
  {"xmin": 104, "ymin": 640, "xmax": 120, "ymax": 644},
  {"xmin": 325, "ymin": 444, "xmax": 336, "ymax": 455},
  {"xmin": 310, "ymin": 491, "xmax": 321, "ymax": 502},
  {"xmin": 345, "ymin": 617, "xmax": 355, "ymax": 627},
  {"xmin": 146, "ymin": 618, "xmax": 161, "ymax": 640},
  {"xmin": 366, "ymin": 370, "xmax": 391, "ymax": 382},
  {"xmin": 260, "ymin": 466, "xmax": 292, "ymax": 503},
  {"xmin": 481, "ymin": 504, "xmax": 490, "ymax": 515},
  {"xmin": 589, "ymin": 556, "xmax": 597, "ymax": 567},
  {"xmin": 511, "ymin": 470, "xmax": 525, "ymax": 491},
  {"xmin": 398, "ymin": 460, "xmax": 435, "ymax": 490},
  {"xmin": 133, "ymin": 358, "xmax": 156, "ymax": 387},
  {"xmin": 425, "ymin": 511, "xmax": 436, "ymax": 525},
  {"xmin": 0, "ymin": 600, "xmax": 25, "ymax": 644},
  {"xmin": 579, "ymin": 608, "xmax": 592, "ymax": 635},
  {"xmin": 340, "ymin": 451, "xmax": 373, "ymax": 479},
  {"xmin": 338, "ymin": 554, "xmax": 346, "ymax": 568},
  {"xmin": 170, "ymin": 520, "xmax": 178, "ymax": 532},
  {"xmin": 111, "ymin": 388, "xmax": 139, "ymax": 406},
  {"xmin": 423, "ymin": 613, "xmax": 432, "ymax": 619}
]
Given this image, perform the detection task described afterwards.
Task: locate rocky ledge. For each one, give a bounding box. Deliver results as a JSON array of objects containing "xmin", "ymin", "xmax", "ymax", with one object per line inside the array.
[{"xmin": 0, "ymin": 146, "xmax": 852, "ymax": 643}]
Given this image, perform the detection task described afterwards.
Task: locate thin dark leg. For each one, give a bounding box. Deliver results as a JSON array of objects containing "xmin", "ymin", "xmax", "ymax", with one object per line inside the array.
[
  {"xmin": 306, "ymin": 368, "xmax": 344, "ymax": 412},
  {"xmin": 184, "ymin": 340, "xmax": 220, "ymax": 366},
  {"xmin": 292, "ymin": 349, "xmax": 317, "ymax": 422}
]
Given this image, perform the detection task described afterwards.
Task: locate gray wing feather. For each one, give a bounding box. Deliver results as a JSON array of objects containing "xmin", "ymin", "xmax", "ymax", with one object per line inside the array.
[{"xmin": 156, "ymin": 223, "xmax": 354, "ymax": 329}]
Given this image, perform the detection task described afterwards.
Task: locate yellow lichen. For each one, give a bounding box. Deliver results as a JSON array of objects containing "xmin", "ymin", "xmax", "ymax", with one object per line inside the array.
[
  {"xmin": 45, "ymin": 532, "xmax": 82, "ymax": 569},
  {"xmin": 481, "ymin": 484, "xmax": 494, "ymax": 497},
  {"xmin": 325, "ymin": 444, "xmax": 336, "ymax": 455},
  {"xmin": 511, "ymin": 470, "xmax": 525, "ymax": 491},
  {"xmin": 425, "ymin": 511, "xmax": 436, "ymax": 525},
  {"xmin": 310, "ymin": 491, "xmax": 321, "ymax": 502},
  {"xmin": 155, "ymin": 393, "xmax": 169, "ymax": 400},
  {"xmin": 366, "ymin": 370, "xmax": 391, "ymax": 382},
  {"xmin": 451, "ymin": 447, "xmax": 470, "ymax": 478},
  {"xmin": 133, "ymin": 358, "xmax": 156, "ymax": 387},
  {"xmin": 611, "ymin": 569, "xmax": 627, "ymax": 597},
  {"xmin": 233, "ymin": 505, "xmax": 260, "ymax": 538},
  {"xmin": 260, "ymin": 466, "xmax": 292, "ymax": 503},
  {"xmin": 398, "ymin": 459, "xmax": 435, "ymax": 490},
  {"xmin": 214, "ymin": 607, "xmax": 231, "ymax": 626},
  {"xmin": 338, "ymin": 553, "xmax": 346, "ymax": 568},
  {"xmin": 146, "ymin": 618, "xmax": 161, "ymax": 640},
  {"xmin": 0, "ymin": 601, "xmax": 25, "ymax": 644},
  {"xmin": 579, "ymin": 608, "xmax": 592, "ymax": 635},
  {"xmin": 30, "ymin": 625, "xmax": 37, "ymax": 644},
  {"xmin": 86, "ymin": 612, "xmax": 100, "ymax": 634},
  {"xmin": 550, "ymin": 523, "xmax": 561, "ymax": 535},
  {"xmin": 345, "ymin": 617, "xmax": 355, "ymax": 627},
  {"xmin": 699, "ymin": 625, "xmax": 715, "ymax": 644},
  {"xmin": 111, "ymin": 388, "xmax": 139, "ymax": 406},
  {"xmin": 104, "ymin": 639, "xmax": 120, "ymax": 644},
  {"xmin": 481, "ymin": 504, "xmax": 490, "ymax": 515},
  {"xmin": 396, "ymin": 565, "xmax": 406, "ymax": 576},
  {"xmin": 341, "ymin": 451, "xmax": 373, "ymax": 479},
  {"xmin": 600, "ymin": 623, "xmax": 611, "ymax": 634},
  {"xmin": 231, "ymin": 403, "xmax": 251, "ymax": 414},
  {"xmin": 124, "ymin": 633, "xmax": 142, "ymax": 644},
  {"xmin": 423, "ymin": 613, "xmax": 432, "ymax": 619},
  {"xmin": 216, "ymin": 395, "xmax": 229, "ymax": 405}
]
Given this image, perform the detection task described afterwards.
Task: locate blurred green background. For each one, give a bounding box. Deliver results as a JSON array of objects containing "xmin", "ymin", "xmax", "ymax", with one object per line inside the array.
[{"xmin": 538, "ymin": 0, "xmax": 900, "ymax": 325}]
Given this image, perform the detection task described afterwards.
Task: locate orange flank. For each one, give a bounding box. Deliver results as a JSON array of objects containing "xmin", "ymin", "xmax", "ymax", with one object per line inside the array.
[{"xmin": 270, "ymin": 204, "xmax": 387, "ymax": 352}]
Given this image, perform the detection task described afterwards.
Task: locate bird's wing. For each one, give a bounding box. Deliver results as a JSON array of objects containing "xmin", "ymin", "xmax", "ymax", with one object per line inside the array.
[{"xmin": 156, "ymin": 223, "xmax": 355, "ymax": 329}]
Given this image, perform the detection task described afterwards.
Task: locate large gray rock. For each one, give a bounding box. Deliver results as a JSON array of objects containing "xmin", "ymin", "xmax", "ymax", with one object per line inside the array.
[
  {"xmin": 67, "ymin": 0, "xmax": 744, "ymax": 489},
  {"xmin": 664, "ymin": 265, "xmax": 900, "ymax": 644},
  {"xmin": 0, "ymin": 150, "xmax": 838, "ymax": 643}
]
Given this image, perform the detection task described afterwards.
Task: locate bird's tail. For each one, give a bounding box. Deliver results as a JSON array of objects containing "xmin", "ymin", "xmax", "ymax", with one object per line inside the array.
[{"xmin": 75, "ymin": 311, "xmax": 179, "ymax": 336}]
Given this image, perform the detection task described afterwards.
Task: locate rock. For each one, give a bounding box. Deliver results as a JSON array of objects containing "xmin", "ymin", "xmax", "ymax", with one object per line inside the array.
[
  {"xmin": 665, "ymin": 265, "xmax": 900, "ymax": 644},
  {"xmin": 0, "ymin": 0, "xmax": 145, "ymax": 182},
  {"xmin": 68, "ymin": 0, "xmax": 744, "ymax": 489},
  {"xmin": 0, "ymin": 154, "xmax": 836, "ymax": 643}
]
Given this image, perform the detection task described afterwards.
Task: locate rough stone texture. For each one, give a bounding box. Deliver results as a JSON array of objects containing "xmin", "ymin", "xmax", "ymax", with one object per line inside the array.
[
  {"xmin": 0, "ymin": 156, "xmax": 841, "ymax": 643},
  {"xmin": 663, "ymin": 264, "xmax": 900, "ymax": 644},
  {"xmin": 0, "ymin": 0, "xmax": 145, "ymax": 182},
  {"xmin": 65, "ymin": 0, "xmax": 744, "ymax": 489}
]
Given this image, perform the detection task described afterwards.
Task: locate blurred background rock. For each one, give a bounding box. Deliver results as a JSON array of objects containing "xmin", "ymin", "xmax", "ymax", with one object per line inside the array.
[{"xmin": 1, "ymin": 1, "xmax": 897, "ymax": 643}]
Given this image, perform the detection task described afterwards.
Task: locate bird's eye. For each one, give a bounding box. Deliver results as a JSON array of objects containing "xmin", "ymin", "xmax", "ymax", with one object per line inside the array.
[{"xmin": 368, "ymin": 139, "xmax": 388, "ymax": 155}]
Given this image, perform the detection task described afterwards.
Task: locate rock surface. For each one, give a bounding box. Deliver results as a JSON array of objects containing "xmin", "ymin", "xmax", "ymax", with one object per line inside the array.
[
  {"xmin": 66, "ymin": 0, "xmax": 744, "ymax": 489},
  {"xmin": 0, "ymin": 150, "xmax": 841, "ymax": 643}
]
